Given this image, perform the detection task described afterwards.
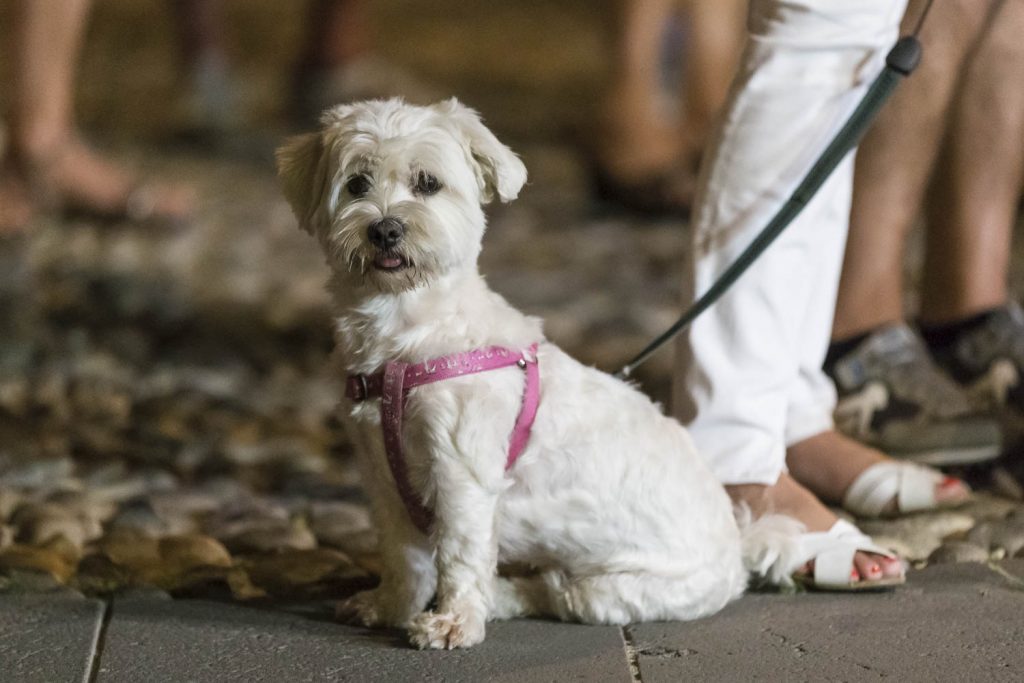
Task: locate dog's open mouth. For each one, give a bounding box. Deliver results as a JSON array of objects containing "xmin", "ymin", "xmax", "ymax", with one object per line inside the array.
[{"xmin": 373, "ymin": 252, "xmax": 410, "ymax": 272}]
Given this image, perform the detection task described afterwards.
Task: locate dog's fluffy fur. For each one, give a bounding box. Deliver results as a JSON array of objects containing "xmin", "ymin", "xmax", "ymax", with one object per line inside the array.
[{"xmin": 277, "ymin": 98, "xmax": 793, "ymax": 650}]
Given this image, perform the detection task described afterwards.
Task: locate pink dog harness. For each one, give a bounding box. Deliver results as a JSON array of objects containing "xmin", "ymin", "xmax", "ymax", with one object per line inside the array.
[{"xmin": 345, "ymin": 343, "xmax": 541, "ymax": 533}]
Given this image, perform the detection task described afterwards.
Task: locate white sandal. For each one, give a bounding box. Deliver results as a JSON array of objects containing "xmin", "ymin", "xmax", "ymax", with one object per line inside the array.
[
  {"xmin": 842, "ymin": 461, "xmax": 967, "ymax": 518},
  {"xmin": 792, "ymin": 519, "xmax": 904, "ymax": 591}
]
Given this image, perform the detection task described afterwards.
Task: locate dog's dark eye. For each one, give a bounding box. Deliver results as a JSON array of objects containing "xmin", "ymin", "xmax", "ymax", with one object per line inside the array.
[
  {"xmin": 346, "ymin": 174, "xmax": 372, "ymax": 197},
  {"xmin": 414, "ymin": 171, "xmax": 442, "ymax": 196}
]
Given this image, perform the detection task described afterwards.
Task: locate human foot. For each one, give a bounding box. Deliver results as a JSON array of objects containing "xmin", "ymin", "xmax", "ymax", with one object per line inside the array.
[
  {"xmin": 728, "ymin": 472, "xmax": 904, "ymax": 584},
  {"xmin": 786, "ymin": 430, "xmax": 970, "ymax": 517},
  {"xmin": 0, "ymin": 162, "xmax": 34, "ymax": 235},
  {"xmin": 591, "ymin": 161, "xmax": 696, "ymax": 217},
  {"xmin": 592, "ymin": 99, "xmax": 695, "ymax": 215},
  {"xmin": 10, "ymin": 137, "xmax": 194, "ymax": 226}
]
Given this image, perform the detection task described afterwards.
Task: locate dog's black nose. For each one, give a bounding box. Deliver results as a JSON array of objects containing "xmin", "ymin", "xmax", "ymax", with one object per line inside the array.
[{"xmin": 367, "ymin": 217, "xmax": 406, "ymax": 250}]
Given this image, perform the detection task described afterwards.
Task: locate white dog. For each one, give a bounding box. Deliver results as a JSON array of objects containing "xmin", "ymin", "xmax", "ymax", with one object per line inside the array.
[{"xmin": 277, "ymin": 98, "xmax": 795, "ymax": 650}]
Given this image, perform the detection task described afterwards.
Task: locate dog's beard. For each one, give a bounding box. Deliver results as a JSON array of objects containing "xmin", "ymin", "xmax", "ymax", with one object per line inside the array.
[
  {"xmin": 360, "ymin": 249, "xmax": 433, "ymax": 293},
  {"xmin": 323, "ymin": 195, "xmax": 483, "ymax": 294},
  {"xmin": 327, "ymin": 221, "xmax": 442, "ymax": 294}
]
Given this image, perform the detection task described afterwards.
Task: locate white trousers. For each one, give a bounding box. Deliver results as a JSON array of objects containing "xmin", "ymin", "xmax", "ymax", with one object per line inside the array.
[{"xmin": 673, "ymin": 0, "xmax": 907, "ymax": 485}]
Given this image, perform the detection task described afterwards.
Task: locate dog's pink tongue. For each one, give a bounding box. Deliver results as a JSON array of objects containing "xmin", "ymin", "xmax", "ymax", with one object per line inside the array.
[{"xmin": 376, "ymin": 255, "xmax": 403, "ymax": 268}]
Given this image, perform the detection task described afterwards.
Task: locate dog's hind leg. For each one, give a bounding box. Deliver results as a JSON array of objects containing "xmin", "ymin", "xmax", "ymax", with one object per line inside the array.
[
  {"xmin": 489, "ymin": 575, "xmax": 560, "ymax": 620},
  {"xmin": 534, "ymin": 568, "xmax": 744, "ymax": 625}
]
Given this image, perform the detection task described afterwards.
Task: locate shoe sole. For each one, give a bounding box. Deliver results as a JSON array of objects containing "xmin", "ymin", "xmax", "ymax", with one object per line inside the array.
[
  {"xmin": 889, "ymin": 444, "xmax": 1002, "ymax": 467},
  {"xmin": 793, "ymin": 574, "xmax": 905, "ymax": 592}
]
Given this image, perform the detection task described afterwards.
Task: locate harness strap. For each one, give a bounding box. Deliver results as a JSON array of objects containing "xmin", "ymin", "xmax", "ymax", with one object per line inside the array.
[
  {"xmin": 347, "ymin": 343, "xmax": 541, "ymax": 533},
  {"xmin": 507, "ymin": 348, "xmax": 540, "ymax": 470},
  {"xmin": 379, "ymin": 360, "xmax": 433, "ymax": 533}
]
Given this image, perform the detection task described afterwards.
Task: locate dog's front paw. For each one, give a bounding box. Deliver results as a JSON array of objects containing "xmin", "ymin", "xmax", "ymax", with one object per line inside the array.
[{"xmin": 408, "ymin": 610, "xmax": 485, "ymax": 650}]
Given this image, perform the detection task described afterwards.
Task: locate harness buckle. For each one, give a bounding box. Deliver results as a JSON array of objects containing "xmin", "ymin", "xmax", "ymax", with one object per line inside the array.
[{"xmin": 346, "ymin": 374, "xmax": 370, "ymax": 401}]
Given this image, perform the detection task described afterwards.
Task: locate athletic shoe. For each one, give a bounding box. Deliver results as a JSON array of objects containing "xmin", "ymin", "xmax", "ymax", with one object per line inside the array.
[
  {"xmin": 826, "ymin": 323, "xmax": 1002, "ymax": 466},
  {"xmin": 926, "ymin": 302, "xmax": 1024, "ymax": 438}
]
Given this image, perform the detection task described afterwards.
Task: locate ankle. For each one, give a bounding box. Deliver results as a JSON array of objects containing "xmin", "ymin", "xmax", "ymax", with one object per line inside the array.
[
  {"xmin": 786, "ymin": 431, "xmax": 886, "ymax": 504},
  {"xmin": 730, "ymin": 473, "xmax": 841, "ymax": 534},
  {"xmin": 724, "ymin": 482, "xmax": 769, "ymax": 506},
  {"xmin": 824, "ymin": 330, "xmax": 874, "ymax": 375},
  {"xmin": 9, "ymin": 124, "xmax": 70, "ymax": 163},
  {"xmin": 919, "ymin": 307, "xmax": 1004, "ymax": 352},
  {"xmin": 830, "ymin": 317, "xmax": 901, "ymax": 348}
]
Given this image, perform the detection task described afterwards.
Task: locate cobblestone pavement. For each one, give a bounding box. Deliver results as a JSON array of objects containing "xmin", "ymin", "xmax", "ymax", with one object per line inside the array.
[{"xmin": 2, "ymin": 0, "xmax": 1024, "ymax": 679}]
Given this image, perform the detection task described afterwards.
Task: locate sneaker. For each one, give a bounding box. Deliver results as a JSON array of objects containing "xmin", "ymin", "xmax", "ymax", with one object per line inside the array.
[
  {"xmin": 826, "ymin": 323, "xmax": 1002, "ymax": 466},
  {"xmin": 926, "ymin": 302, "xmax": 1024, "ymax": 438}
]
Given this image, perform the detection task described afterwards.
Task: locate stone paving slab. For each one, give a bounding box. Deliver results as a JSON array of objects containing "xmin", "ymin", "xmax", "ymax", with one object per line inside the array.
[
  {"xmin": 0, "ymin": 594, "xmax": 106, "ymax": 683},
  {"xmin": 629, "ymin": 559, "xmax": 1024, "ymax": 683},
  {"xmin": 96, "ymin": 596, "xmax": 631, "ymax": 683}
]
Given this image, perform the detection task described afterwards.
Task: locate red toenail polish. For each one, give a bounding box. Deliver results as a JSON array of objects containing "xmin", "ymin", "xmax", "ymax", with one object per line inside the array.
[
  {"xmin": 940, "ymin": 476, "xmax": 961, "ymax": 488},
  {"xmin": 851, "ymin": 569, "xmax": 859, "ymax": 580},
  {"xmin": 869, "ymin": 564, "xmax": 881, "ymax": 575}
]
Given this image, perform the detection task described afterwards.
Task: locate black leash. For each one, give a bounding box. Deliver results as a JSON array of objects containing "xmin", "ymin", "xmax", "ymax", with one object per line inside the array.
[{"xmin": 616, "ymin": 2, "xmax": 934, "ymax": 379}]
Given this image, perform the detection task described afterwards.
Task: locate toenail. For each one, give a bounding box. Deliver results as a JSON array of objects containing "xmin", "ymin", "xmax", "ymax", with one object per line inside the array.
[
  {"xmin": 868, "ymin": 564, "xmax": 881, "ymax": 576},
  {"xmin": 939, "ymin": 476, "xmax": 962, "ymax": 489},
  {"xmin": 850, "ymin": 569, "xmax": 860, "ymax": 580}
]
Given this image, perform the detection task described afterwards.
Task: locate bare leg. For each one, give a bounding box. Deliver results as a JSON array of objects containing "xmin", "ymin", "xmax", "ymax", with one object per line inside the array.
[
  {"xmin": 297, "ymin": 0, "xmax": 372, "ymax": 74},
  {"xmin": 832, "ymin": 0, "xmax": 992, "ymax": 338},
  {"xmin": 920, "ymin": 1, "xmax": 1024, "ymax": 324},
  {"xmin": 292, "ymin": 0, "xmax": 429, "ymax": 120},
  {"xmin": 597, "ymin": 0, "xmax": 685, "ymax": 181},
  {"xmin": 170, "ymin": 0, "xmax": 227, "ymax": 70},
  {"xmin": 168, "ymin": 0, "xmax": 235, "ymax": 129},
  {"xmin": 1, "ymin": 0, "xmax": 192, "ymax": 231},
  {"xmin": 2, "ymin": 0, "xmax": 89, "ymax": 233},
  {"xmin": 9, "ymin": 0, "xmax": 91, "ymax": 157},
  {"xmin": 679, "ymin": 0, "xmax": 745, "ymax": 165}
]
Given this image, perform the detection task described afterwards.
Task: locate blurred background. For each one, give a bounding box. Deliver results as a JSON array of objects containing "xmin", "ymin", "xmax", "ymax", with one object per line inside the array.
[
  {"xmin": 0, "ymin": 0, "xmax": 719, "ymax": 597},
  {"xmin": 2, "ymin": 0, "xmax": 1023, "ymax": 600}
]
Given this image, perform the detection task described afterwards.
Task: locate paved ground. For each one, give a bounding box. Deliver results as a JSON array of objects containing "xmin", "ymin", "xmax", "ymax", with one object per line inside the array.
[
  {"xmin": 3, "ymin": 1, "xmax": 1024, "ymax": 681},
  {"xmin": 4, "ymin": 560, "xmax": 1024, "ymax": 682}
]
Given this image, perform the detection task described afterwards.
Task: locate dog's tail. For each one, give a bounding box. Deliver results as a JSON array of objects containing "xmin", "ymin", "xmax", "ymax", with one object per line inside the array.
[{"xmin": 735, "ymin": 505, "xmax": 806, "ymax": 587}]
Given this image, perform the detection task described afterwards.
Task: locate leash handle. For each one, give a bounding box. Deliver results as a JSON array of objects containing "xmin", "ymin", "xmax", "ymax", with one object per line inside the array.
[{"xmin": 616, "ymin": 36, "xmax": 922, "ymax": 380}]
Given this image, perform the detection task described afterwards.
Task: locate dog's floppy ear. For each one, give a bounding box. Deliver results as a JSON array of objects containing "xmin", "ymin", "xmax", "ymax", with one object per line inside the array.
[
  {"xmin": 276, "ymin": 132, "xmax": 330, "ymax": 234},
  {"xmin": 438, "ymin": 98, "xmax": 527, "ymax": 204}
]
